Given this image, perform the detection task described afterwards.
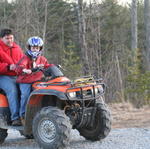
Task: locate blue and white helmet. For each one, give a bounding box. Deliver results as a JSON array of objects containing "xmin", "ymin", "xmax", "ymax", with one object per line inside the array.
[
  {"xmin": 26, "ymin": 36, "xmax": 44, "ymax": 59},
  {"xmin": 27, "ymin": 36, "xmax": 43, "ymax": 48}
]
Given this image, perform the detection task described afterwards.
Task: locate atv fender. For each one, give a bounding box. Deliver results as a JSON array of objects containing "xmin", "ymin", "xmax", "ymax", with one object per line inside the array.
[
  {"xmin": 29, "ymin": 89, "xmax": 67, "ymax": 103},
  {"xmin": 24, "ymin": 89, "xmax": 67, "ymax": 135},
  {"xmin": 0, "ymin": 94, "xmax": 11, "ymax": 124}
]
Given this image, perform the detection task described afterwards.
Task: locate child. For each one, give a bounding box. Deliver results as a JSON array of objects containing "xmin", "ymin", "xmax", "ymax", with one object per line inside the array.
[{"xmin": 16, "ymin": 36, "xmax": 50, "ymax": 125}]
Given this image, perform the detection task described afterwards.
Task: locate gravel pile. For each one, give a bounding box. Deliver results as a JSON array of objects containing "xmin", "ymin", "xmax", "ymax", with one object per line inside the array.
[{"xmin": 1, "ymin": 128, "xmax": 150, "ymax": 149}]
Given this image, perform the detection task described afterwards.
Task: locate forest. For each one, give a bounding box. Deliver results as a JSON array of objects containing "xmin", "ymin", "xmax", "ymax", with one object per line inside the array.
[{"xmin": 0, "ymin": 0, "xmax": 149, "ymax": 106}]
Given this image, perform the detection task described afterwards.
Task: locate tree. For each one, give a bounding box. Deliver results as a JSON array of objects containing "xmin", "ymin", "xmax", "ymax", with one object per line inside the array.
[
  {"xmin": 144, "ymin": 0, "xmax": 150, "ymax": 71},
  {"xmin": 0, "ymin": 0, "xmax": 148, "ymax": 105},
  {"xmin": 62, "ymin": 40, "xmax": 82, "ymax": 79},
  {"xmin": 131, "ymin": 0, "xmax": 138, "ymax": 59},
  {"xmin": 77, "ymin": 0, "xmax": 89, "ymax": 75}
]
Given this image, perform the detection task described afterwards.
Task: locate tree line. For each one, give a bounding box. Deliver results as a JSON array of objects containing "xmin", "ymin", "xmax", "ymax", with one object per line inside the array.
[{"xmin": 0, "ymin": 0, "xmax": 149, "ymax": 106}]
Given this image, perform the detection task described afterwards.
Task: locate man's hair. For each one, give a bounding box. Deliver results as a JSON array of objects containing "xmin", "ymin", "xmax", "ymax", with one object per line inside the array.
[{"xmin": 0, "ymin": 29, "xmax": 13, "ymax": 38}]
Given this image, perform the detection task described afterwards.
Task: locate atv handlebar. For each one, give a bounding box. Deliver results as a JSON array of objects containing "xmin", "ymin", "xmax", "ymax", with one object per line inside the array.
[{"xmin": 31, "ymin": 65, "xmax": 64, "ymax": 78}]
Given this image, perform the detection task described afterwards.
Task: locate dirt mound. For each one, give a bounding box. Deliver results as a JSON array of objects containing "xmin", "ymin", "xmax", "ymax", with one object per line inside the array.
[{"xmin": 108, "ymin": 102, "xmax": 150, "ymax": 128}]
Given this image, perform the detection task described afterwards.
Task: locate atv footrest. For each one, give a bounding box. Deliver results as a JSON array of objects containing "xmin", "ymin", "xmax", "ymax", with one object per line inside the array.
[
  {"xmin": 0, "ymin": 124, "xmax": 24, "ymax": 131},
  {"xmin": 0, "ymin": 117, "xmax": 24, "ymax": 131}
]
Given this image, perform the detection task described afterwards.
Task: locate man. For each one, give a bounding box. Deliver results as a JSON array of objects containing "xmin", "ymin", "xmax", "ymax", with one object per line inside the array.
[{"xmin": 0, "ymin": 29, "xmax": 23, "ymax": 126}]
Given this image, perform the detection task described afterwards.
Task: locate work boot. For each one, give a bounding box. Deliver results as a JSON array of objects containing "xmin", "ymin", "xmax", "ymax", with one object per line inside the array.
[
  {"xmin": 21, "ymin": 117, "xmax": 25, "ymax": 126},
  {"xmin": 12, "ymin": 119, "xmax": 22, "ymax": 126}
]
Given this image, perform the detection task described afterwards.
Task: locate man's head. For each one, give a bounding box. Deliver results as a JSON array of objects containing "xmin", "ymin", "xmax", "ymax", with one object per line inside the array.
[{"xmin": 0, "ymin": 29, "xmax": 14, "ymax": 47}]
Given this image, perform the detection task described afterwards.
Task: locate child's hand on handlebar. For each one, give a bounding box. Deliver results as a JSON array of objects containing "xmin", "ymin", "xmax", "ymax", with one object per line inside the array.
[{"xmin": 31, "ymin": 64, "xmax": 44, "ymax": 72}]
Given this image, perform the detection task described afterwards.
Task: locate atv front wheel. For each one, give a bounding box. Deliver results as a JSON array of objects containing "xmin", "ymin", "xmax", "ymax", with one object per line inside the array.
[
  {"xmin": 32, "ymin": 106, "xmax": 71, "ymax": 149},
  {"xmin": 78, "ymin": 103, "xmax": 111, "ymax": 141},
  {"xmin": 0, "ymin": 128, "xmax": 8, "ymax": 144}
]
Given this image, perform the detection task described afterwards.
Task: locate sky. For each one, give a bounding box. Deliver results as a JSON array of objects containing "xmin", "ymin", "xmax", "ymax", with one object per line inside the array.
[
  {"xmin": 7, "ymin": 0, "xmax": 131, "ymax": 5},
  {"xmin": 82, "ymin": 0, "xmax": 132, "ymax": 5},
  {"xmin": 7, "ymin": 0, "xmax": 132, "ymax": 7},
  {"xmin": 117, "ymin": 0, "xmax": 131, "ymax": 5}
]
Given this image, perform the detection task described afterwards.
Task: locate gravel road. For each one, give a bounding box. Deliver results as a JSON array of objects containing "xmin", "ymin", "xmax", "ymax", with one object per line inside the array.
[{"xmin": 1, "ymin": 128, "xmax": 150, "ymax": 149}]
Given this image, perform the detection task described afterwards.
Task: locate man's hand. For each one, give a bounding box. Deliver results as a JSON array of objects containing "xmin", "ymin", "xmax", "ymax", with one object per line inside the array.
[
  {"xmin": 22, "ymin": 68, "xmax": 32, "ymax": 74},
  {"xmin": 9, "ymin": 64, "xmax": 16, "ymax": 70}
]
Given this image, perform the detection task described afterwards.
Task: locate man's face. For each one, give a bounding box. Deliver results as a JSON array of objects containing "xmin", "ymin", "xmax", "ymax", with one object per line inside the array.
[{"xmin": 2, "ymin": 34, "xmax": 14, "ymax": 47}]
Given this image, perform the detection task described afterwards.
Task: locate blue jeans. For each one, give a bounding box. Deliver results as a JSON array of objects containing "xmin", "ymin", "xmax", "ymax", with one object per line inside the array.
[
  {"xmin": 18, "ymin": 83, "xmax": 31, "ymax": 118},
  {"xmin": 0, "ymin": 75, "xmax": 19, "ymax": 121}
]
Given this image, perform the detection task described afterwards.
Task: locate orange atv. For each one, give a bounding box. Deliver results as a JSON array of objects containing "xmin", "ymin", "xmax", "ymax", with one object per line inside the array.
[{"xmin": 0, "ymin": 65, "xmax": 111, "ymax": 149}]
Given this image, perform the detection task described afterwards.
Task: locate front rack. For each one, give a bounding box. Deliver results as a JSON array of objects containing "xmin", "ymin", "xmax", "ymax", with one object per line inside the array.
[
  {"xmin": 72, "ymin": 75, "xmax": 103, "ymax": 86},
  {"xmin": 66, "ymin": 82, "xmax": 105, "ymax": 101}
]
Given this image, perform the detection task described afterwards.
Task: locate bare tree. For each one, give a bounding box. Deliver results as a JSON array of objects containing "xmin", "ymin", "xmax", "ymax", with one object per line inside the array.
[
  {"xmin": 85, "ymin": 1, "xmax": 102, "ymax": 78},
  {"xmin": 77, "ymin": 0, "xmax": 90, "ymax": 75},
  {"xmin": 131, "ymin": 0, "xmax": 137, "ymax": 56},
  {"xmin": 144, "ymin": 0, "xmax": 150, "ymax": 71},
  {"xmin": 42, "ymin": 0, "xmax": 48, "ymax": 53}
]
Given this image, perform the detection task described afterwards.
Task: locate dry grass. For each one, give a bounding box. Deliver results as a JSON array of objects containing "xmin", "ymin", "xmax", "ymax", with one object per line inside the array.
[{"xmin": 108, "ymin": 102, "xmax": 150, "ymax": 128}]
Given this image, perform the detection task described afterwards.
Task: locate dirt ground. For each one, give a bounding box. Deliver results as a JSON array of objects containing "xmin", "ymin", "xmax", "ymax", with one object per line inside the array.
[{"xmin": 109, "ymin": 102, "xmax": 150, "ymax": 128}]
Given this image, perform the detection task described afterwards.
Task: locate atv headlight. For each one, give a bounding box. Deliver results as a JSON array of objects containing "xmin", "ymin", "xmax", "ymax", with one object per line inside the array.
[
  {"xmin": 94, "ymin": 86, "xmax": 104, "ymax": 94},
  {"xmin": 95, "ymin": 87, "xmax": 99, "ymax": 94},
  {"xmin": 68, "ymin": 92, "xmax": 76, "ymax": 98},
  {"xmin": 92, "ymin": 87, "xmax": 99, "ymax": 95},
  {"xmin": 99, "ymin": 86, "xmax": 104, "ymax": 94}
]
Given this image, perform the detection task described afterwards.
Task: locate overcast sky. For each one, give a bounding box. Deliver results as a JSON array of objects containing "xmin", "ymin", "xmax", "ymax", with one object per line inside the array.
[
  {"xmin": 117, "ymin": 0, "xmax": 131, "ymax": 5},
  {"xmin": 82, "ymin": 0, "xmax": 132, "ymax": 5},
  {"xmin": 7, "ymin": 0, "xmax": 131, "ymax": 5}
]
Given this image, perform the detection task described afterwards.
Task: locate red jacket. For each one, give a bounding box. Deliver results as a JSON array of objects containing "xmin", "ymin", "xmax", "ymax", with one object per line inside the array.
[
  {"xmin": 0, "ymin": 39, "xmax": 23, "ymax": 76},
  {"xmin": 15, "ymin": 54, "xmax": 54, "ymax": 83},
  {"xmin": 16, "ymin": 54, "xmax": 51, "ymax": 74}
]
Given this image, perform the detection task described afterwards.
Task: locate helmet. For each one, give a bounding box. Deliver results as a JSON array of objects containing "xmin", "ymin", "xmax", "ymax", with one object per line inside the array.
[
  {"xmin": 27, "ymin": 36, "xmax": 43, "ymax": 50},
  {"xmin": 26, "ymin": 36, "xmax": 43, "ymax": 59}
]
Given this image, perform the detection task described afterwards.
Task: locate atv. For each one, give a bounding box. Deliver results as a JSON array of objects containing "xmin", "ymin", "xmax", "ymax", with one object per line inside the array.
[{"xmin": 0, "ymin": 65, "xmax": 111, "ymax": 149}]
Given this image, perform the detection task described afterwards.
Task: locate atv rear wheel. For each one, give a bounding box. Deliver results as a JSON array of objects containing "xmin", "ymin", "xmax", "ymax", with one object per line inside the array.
[
  {"xmin": 77, "ymin": 103, "xmax": 111, "ymax": 141},
  {"xmin": 0, "ymin": 128, "xmax": 8, "ymax": 144},
  {"xmin": 32, "ymin": 106, "xmax": 71, "ymax": 149}
]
